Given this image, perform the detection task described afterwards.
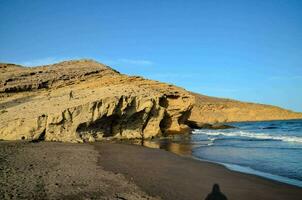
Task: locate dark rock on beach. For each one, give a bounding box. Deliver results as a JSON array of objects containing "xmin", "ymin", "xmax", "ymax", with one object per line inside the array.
[{"xmin": 186, "ymin": 120, "xmax": 235, "ymax": 129}]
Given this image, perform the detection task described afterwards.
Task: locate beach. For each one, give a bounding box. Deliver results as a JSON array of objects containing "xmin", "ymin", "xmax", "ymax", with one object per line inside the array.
[
  {"xmin": 1, "ymin": 141, "xmax": 302, "ymax": 200},
  {"xmin": 0, "ymin": 141, "xmax": 157, "ymax": 200}
]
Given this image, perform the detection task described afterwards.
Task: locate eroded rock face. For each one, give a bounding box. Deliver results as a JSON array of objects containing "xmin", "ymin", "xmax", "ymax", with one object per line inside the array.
[
  {"xmin": 0, "ymin": 60, "xmax": 117, "ymax": 93},
  {"xmin": 45, "ymin": 95, "xmax": 166, "ymax": 142},
  {"xmin": 3, "ymin": 59, "xmax": 300, "ymax": 142},
  {"xmin": 0, "ymin": 60, "xmax": 194, "ymax": 142}
]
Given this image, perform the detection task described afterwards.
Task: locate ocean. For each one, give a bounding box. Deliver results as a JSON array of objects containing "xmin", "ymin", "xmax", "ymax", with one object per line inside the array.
[{"xmin": 142, "ymin": 119, "xmax": 302, "ymax": 187}]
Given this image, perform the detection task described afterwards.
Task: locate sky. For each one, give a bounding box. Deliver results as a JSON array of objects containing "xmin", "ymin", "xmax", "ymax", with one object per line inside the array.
[{"xmin": 0, "ymin": 0, "xmax": 301, "ymax": 111}]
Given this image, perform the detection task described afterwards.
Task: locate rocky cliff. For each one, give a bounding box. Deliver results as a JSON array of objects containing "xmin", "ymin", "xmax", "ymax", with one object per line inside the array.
[
  {"xmin": 0, "ymin": 60, "xmax": 193, "ymax": 142},
  {"xmin": 189, "ymin": 93, "xmax": 302, "ymax": 123},
  {"xmin": 1, "ymin": 59, "xmax": 301, "ymax": 142}
]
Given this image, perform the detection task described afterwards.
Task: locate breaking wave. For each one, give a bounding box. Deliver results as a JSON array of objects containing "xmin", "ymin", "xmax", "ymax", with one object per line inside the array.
[{"xmin": 192, "ymin": 129, "xmax": 302, "ymax": 143}]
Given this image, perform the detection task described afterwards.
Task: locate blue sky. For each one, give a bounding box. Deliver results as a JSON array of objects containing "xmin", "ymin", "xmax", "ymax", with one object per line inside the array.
[{"xmin": 1, "ymin": 0, "xmax": 302, "ymax": 111}]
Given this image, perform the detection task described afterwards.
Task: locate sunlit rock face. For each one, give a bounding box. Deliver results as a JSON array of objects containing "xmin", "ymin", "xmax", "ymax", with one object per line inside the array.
[
  {"xmin": 2, "ymin": 59, "xmax": 300, "ymax": 143},
  {"xmin": 189, "ymin": 93, "xmax": 302, "ymax": 123},
  {"xmin": 0, "ymin": 60, "xmax": 194, "ymax": 142}
]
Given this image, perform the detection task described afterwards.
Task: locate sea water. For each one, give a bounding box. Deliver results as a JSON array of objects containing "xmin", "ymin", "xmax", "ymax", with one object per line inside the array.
[
  {"xmin": 191, "ymin": 120, "xmax": 302, "ymax": 187},
  {"xmin": 144, "ymin": 119, "xmax": 302, "ymax": 187}
]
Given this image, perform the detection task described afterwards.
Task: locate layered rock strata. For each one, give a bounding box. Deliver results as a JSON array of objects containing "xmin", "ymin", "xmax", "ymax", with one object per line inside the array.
[
  {"xmin": 0, "ymin": 60, "xmax": 193, "ymax": 142},
  {"xmin": 1, "ymin": 59, "xmax": 302, "ymax": 142}
]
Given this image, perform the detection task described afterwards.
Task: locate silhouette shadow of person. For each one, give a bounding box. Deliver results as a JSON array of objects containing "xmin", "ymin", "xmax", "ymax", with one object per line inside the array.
[{"xmin": 205, "ymin": 184, "xmax": 228, "ymax": 200}]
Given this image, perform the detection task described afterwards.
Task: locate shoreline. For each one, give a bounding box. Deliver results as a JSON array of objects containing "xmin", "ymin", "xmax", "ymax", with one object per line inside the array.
[
  {"xmin": 126, "ymin": 136, "xmax": 302, "ymax": 188},
  {"xmin": 95, "ymin": 142, "xmax": 302, "ymax": 200},
  {"xmin": 191, "ymin": 155, "xmax": 302, "ymax": 188},
  {"xmin": 1, "ymin": 141, "xmax": 302, "ymax": 200}
]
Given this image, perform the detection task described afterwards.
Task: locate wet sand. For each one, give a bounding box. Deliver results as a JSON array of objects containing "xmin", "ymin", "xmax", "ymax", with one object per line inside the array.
[
  {"xmin": 1, "ymin": 141, "xmax": 302, "ymax": 200},
  {"xmin": 95, "ymin": 143, "xmax": 302, "ymax": 200}
]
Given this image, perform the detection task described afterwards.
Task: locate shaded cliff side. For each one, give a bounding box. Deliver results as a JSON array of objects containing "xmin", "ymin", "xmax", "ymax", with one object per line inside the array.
[
  {"xmin": 0, "ymin": 60, "xmax": 193, "ymax": 142},
  {"xmin": 189, "ymin": 93, "xmax": 302, "ymax": 123}
]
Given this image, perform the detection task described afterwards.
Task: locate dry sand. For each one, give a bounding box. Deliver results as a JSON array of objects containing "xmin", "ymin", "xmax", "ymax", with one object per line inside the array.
[
  {"xmin": 0, "ymin": 141, "xmax": 158, "ymax": 200},
  {"xmin": 1, "ymin": 141, "xmax": 302, "ymax": 200}
]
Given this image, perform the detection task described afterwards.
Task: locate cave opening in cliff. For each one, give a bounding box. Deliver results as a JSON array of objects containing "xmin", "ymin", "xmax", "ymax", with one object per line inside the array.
[
  {"xmin": 159, "ymin": 97, "xmax": 168, "ymax": 108},
  {"xmin": 160, "ymin": 112, "xmax": 172, "ymax": 137},
  {"xmin": 178, "ymin": 109, "xmax": 192, "ymax": 126},
  {"xmin": 76, "ymin": 115, "xmax": 121, "ymax": 139}
]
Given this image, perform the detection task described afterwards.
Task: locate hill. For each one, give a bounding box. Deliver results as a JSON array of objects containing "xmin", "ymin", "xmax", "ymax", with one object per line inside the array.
[
  {"xmin": 0, "ymin": 60, "xmax": 193, "ymax": 142},
  {"xmin": 189, "ymin": 93, "xmax": 302, "ymax": 123},
  {"xmin": 0, "ymin": 59, "xmax": 301, "ymax": 142}
]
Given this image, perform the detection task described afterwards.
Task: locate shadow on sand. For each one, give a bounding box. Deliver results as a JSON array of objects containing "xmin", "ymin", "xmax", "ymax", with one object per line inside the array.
[{"xmin": 205, "ymin": 184, "xmax": 228, "ymax": 200}]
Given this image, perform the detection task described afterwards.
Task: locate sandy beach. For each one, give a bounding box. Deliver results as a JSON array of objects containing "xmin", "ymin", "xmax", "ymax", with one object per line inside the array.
[
  {"xmin": 0, "ymin": 141, "xmax": 157, "ymax": 200},
  {"xmin": 1, "ymin": 141, "xmax": 302, "ymax": 200}
]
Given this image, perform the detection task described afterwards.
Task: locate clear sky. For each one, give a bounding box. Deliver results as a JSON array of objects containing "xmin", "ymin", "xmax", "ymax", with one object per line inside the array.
[{"xmin": 1, "ymin": 0, "xmax": 301, "ymax": 111}]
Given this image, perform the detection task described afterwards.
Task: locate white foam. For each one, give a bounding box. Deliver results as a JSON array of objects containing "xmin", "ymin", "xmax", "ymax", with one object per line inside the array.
[
  {"xmin": 189, "ymin": 156, "xmax": 302, "ymax": 187},
  {"xmin": 222, "ymin": 162, "xmax": 302, "ymax": 187},
  {"xmin": 192, "ymin": 130, "xmax": 302, "ymax": 143}
]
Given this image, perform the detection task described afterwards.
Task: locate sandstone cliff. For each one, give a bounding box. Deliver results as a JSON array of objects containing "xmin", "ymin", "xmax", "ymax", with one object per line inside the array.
[
  {"xmin": 0, "ymin": 60, "xmax": 193, "ymax": 142},
  {"xmin": 1, "ymin": 59, "xmax": 301, "ymax": 142},
  {"xmin": 189, "ymin": 93, "xmax": 302, "ymax": 123}
]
